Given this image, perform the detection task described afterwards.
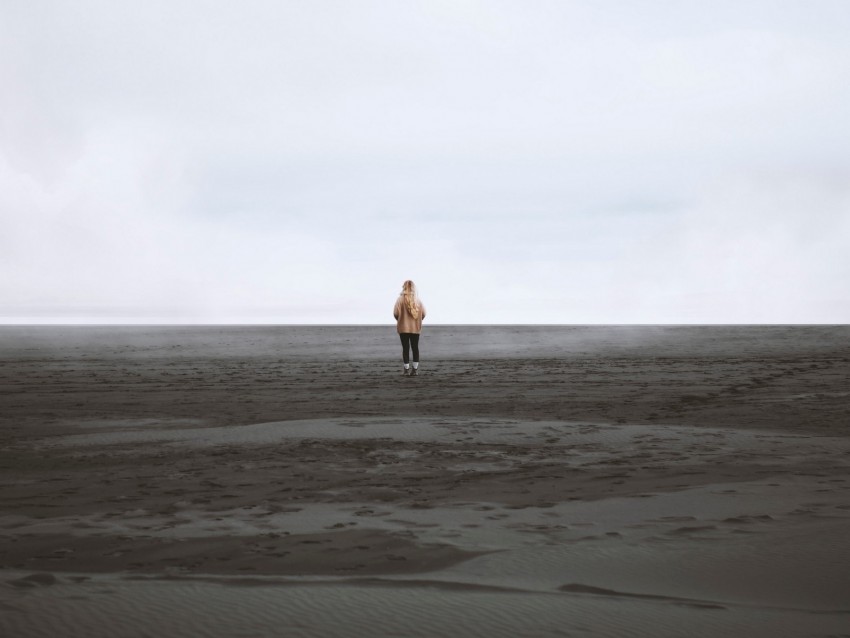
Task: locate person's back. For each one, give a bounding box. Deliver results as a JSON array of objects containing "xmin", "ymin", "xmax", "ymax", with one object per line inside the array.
[{"xmin": 393, "ymin": 280, "xmax": 426, "ymax": 376}]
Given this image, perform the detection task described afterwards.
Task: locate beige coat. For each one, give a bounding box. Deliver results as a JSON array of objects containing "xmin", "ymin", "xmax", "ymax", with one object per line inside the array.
[{"xmin": 393, "ymin": 295, "xmax": 426, "ymax": 334}]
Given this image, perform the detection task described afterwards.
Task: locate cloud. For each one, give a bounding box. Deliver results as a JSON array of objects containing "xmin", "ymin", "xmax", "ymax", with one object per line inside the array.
[
  {"xmin": 601, "ymin": 171, "xmax": 850, "ymax": 323},
  {"xmin": 2, "ymin": 1, "xmax": 849, "ymax": 323}
]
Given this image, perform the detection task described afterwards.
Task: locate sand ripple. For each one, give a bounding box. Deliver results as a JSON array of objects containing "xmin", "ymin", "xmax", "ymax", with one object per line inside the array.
[{"xmin": 3, "ymin": 573, "xmax": 850, "ymax": 638}]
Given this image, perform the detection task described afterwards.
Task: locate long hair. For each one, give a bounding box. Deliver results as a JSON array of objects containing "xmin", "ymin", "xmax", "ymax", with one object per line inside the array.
[{"xmin": 402, "ymin": 280, "xmax": 420, "ymax": 319}]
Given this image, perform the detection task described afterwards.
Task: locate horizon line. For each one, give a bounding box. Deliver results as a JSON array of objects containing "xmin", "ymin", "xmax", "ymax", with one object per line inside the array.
[{"xmin": 0, "ymin": 322, "xmax": 845, "ymax": 327}]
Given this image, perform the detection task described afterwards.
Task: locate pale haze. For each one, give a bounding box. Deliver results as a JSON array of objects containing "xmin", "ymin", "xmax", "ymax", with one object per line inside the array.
[{"xmin": 2, "ymin": 0, "xmax": 849, "ymax": 324}]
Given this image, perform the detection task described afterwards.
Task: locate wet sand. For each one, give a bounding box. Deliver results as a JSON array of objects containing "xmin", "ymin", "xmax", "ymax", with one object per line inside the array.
[{"xmin": 1, "ymin": 326, "xmax": 849, "ymax": 637}]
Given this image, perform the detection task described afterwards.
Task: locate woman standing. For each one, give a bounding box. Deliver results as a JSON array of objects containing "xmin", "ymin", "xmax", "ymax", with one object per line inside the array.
[{"xmin": 393, "ymin": 280, "xmax": 427, "ymax": 376}]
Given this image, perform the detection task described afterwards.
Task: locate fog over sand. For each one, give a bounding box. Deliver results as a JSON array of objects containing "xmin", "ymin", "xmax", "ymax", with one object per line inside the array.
[{"xmin": 1, "ymin": 326, "xmax": 849, "ymax": 637}]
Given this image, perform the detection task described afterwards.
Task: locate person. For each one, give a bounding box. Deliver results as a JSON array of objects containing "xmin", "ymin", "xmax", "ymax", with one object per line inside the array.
[{"xmin": 393, "ymin": 280, "xmax": 426, "ymax": 377}]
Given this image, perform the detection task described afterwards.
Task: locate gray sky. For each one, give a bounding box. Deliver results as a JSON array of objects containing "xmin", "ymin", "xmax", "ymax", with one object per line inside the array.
[{"xmin": 2, "ymin": 0, "xmax": 849, "ymax": 323}]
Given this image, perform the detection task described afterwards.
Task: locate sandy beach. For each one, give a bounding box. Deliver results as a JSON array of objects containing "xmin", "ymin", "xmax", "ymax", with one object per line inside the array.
[{"xmin": 1, "ymin": 325, "xmax": 849, "ymax": 637}]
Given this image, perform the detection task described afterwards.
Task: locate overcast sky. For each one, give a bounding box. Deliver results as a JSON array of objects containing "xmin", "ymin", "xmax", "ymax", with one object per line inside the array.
[{"xmin": 2, "ymin": 0, "xmax": 849, "ymax": 324}]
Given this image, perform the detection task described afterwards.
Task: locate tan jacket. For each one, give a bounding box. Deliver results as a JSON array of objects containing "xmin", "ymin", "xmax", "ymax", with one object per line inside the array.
[{"xmin": 393, "ymin": 295, "xmax": 426, "ymax": 334}]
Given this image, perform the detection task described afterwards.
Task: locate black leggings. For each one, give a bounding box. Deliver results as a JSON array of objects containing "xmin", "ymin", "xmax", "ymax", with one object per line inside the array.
[{"xmin": 399, "ymin": 333, "xmax": 420, "ymax": 364}]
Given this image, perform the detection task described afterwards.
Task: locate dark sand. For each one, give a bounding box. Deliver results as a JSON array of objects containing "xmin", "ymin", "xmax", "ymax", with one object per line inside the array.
[{"xmin": 1, "ymin": 325, "xmax": 849, "ymax": 637}]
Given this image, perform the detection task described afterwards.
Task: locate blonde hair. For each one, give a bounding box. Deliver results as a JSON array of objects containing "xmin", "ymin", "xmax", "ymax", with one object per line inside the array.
[{"xmin": 402, "ymin": 280, "xmax": 420, "ymax": 319}]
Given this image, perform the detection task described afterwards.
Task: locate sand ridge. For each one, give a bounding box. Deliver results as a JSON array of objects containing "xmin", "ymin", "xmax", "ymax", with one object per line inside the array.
[{"xmin": 3, "ymin": 418, "xmax": 849, "ymax": 598}]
